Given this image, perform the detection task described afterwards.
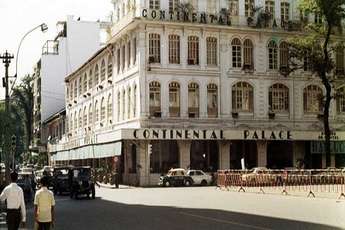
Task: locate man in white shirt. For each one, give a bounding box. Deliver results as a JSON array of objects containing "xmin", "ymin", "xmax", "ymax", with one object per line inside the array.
[
  {"xmin": 0, "ymin": 171, "xmax": 26, "ymax": 230},
  {"xmin": 34, "ymin": 176, "xmax": 55, "ymax": 230}
]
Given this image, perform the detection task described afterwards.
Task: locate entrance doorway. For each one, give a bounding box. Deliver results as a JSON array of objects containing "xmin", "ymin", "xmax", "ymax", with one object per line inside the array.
[
  {"xmin": 267, "ymin": 141, "xmax": 293, "ymax": 169},
  {"xmin": 230, "ymin": 141, "xmax": 257, "ymax": 169},
  {"xmin": 190, "ymin": 141, "xmax": 219, "ymax": 172}
]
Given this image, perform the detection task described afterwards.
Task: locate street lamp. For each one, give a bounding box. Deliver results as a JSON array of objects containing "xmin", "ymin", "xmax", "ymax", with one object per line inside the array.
[{"xmin": 10, "ymin": 23, "xmax": 48, "ymax": 93}]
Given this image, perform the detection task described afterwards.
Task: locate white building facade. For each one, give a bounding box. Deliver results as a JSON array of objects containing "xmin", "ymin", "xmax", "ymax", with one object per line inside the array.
[
  {"xmin": 33, "ymin": 16, "xmax": 102, "ymax": 153},
  {"xmin": 50, "ymin": 0, "xmax": 345, "ymax": 186}
]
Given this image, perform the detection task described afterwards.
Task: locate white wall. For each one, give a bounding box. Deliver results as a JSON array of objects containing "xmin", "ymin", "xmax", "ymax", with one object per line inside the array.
[{"xmin": 41, "ymin": 16, "xmax": 101, "ymax": 122}]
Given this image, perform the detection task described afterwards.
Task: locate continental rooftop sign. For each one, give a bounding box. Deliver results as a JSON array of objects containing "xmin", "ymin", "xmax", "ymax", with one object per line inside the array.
[{"xmin": 120, "ymin": 129, "xmax": 345, "ymax": 141}]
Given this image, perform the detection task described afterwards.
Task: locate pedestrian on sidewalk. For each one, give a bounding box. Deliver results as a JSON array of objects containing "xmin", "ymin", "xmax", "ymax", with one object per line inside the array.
[
  {"xmin": 0, "ymin": 171, "xmax": 26, "ymax": 230},
  {"xmin": 34, "ymin": 176, "xmax": 55, "ymax": 230}
]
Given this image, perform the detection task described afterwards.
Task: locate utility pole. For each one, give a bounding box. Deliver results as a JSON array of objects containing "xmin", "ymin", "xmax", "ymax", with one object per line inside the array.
[{"xmin": 0, "ymin": 50, "xmax": 14, "ymax": 183}]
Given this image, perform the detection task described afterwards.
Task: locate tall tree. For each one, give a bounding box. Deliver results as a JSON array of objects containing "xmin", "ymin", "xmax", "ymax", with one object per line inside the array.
[
  {"xmin": 11, "ymin": 74, "xmax": 34, "ymax": 152},
  {"xmin": 287, "ymin": 0, "xmax": 345, "ymax": 167}
]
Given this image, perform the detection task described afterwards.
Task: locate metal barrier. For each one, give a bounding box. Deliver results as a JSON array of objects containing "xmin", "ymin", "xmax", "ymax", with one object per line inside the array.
[{"xmin": 217, "ymin": 169, "xmax": 345, "ymax": 199}]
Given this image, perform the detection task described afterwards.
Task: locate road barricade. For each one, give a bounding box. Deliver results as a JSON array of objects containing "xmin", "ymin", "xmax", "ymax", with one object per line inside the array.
[{"xmin": 217, "ymin": 169, "xmax": 345, "ymax": 199}]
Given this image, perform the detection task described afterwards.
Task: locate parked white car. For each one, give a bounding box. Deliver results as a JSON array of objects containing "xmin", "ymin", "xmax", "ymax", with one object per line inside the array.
[{"xmin": 186, "ymin": 170, "xmax": 213, "ymax": 186}]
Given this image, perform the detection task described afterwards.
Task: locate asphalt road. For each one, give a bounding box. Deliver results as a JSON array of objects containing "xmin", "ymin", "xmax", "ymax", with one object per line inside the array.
[{"xmin": 0, "ymin": 186, "xmax": 344, "ymax": 230}]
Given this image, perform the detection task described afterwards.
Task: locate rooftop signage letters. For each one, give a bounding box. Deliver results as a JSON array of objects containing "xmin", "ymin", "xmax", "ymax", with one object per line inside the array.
[
  {"xmin": 141, "ymin": 9, "xmax": 231, "ymax": 26},
  {"xmin": 133, "ymin": 129, "xmax": 224, "ymax": 140},
  {"xmin": 243, "ymin": 130, "xmax": 292, "ymax": 140}
]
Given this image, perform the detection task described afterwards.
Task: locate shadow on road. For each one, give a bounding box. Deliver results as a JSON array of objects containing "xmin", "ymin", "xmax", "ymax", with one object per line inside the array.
[{"xmin": 13, "ymin": 196, "xmax": 341, "ymax": 230}]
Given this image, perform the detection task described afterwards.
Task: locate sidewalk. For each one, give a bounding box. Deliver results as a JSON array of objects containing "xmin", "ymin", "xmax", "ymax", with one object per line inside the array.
[{"xmin": 96, "ymin": 182, "xmax": 134, "ymax": 189}]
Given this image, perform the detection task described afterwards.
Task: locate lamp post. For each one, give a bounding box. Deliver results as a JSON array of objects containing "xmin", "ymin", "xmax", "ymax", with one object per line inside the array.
[{"xmin": 10, "ymin": 23, "xmax": 48, "ymax": 94}]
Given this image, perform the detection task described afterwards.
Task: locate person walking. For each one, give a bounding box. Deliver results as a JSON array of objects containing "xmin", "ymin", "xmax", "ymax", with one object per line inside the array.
[
  {"xmin": 34, "ymin": 176, "xmax": 55, "ymax": 230},
  {"xmin": 0, "ymin": 171, "xmax": 26, "ymax": 230}
]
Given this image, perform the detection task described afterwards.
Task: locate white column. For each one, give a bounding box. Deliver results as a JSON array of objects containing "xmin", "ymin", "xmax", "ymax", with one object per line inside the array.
[
  {"xmin": 199, "ymin": 33, "xmax": 206, "ymax": 70},
  {"xmin": 199, "ymin": 83, "xmax": 207, "ymax": 118},
  {"xmin": 177, "ymin": 141, "xmax": 191, "ymax": 169},
  {"xmin": 219, "ymin": 141, "xmax": 230, "ymax": 169},
  {"xmin": 257, "ymin": 141, "xmax": 267, "ymax": 167},
  {"xmin": 180, "ymin": 82, "xmax": 188, "ymax": 118},
  {"xmin": 138, "ymin": 141, "xmax": 150, "ymax": 186},
  {"xmin": 161, "ymin": 81, "xmax": 169, "ymax": 118},
  {"xmin": 331, "ymin": 155, "xmax": 336, "ymax": 167}
]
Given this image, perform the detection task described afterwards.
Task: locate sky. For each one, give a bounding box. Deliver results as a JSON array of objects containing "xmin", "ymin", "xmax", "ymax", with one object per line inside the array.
[{"xmin": 0, "ymin": 0, "xmax": 113, "ymax": 98}]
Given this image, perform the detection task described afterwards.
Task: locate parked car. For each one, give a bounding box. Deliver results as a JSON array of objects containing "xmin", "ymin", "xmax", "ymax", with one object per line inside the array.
[
  {"xmin": 186, "ymin": 170, "xmax": 213, "ymax": 186},
  {"xmin": 53, "ymin": 166, "xmax": 72, "ymax": 195},
  {"xmin": 159, "ymin": 168, "xmax": 193, "ymax": 187},
  {"xmin": 69, "ymin": 166, "xmax": 95, "ymax": 199}
]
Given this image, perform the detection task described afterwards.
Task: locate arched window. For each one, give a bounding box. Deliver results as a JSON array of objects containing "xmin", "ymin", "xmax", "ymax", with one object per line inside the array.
[
  {"xmin": 149, "ymin": 34, "xmax": 161, "ymax": 63},
  {"xmin": 149, "ymin": 0, "xmax": 159, "ymax": 9},
  {"xmin": 188, "ymin": 83, "xmax": 199, "ymax": 118},
  {"xmin": 107, "ymin": 55, "xmax": 113, "ymax": 80},
  {"xmin": 95, "ymin": 100, "xmax": 99, "ymax": 123},
  {"xmin": 279, "ymin": 41, "xmax": 289, "ymax": 69},
  {"xmin": 117, "ymin": 92, "xmax": 121, "ymax": 121},
  {"xmin": 122, "ymin": 90, "xmax": 126, "ymax": 120},
  {"xmin": 107, "ymin": 94, "xmax": 112, "ymax": 123},
  {"xmin": 100, "ymin": 60, "xmax": 106, "ymax": 82},
  {"xmin": 133, "ymin": 85, "xmax": 137, "ymax": 118},
  {"xmin": 232, "ymin": 82, "xmax": 254, "ymax": 112},
  {"xmin": 149, "ymin": 81, "xmax": 161, "ymax": 117},
  {"xmin": 78, "ymin": 76, "xmax": 82, "ymax": 96},
  {"xmin": 94, "ymin": 64, "xmax": 99, "ymax": 86},
  {"xmin": 128, "ymin": 88, "xmax": 131, "ymax": 119},
  {"xmin": 336, "ymin": 47, "xmax": 345, "ymax": 74},
  {"xmin": 245, "ymin": 0, "xmax": 255, "ymax": 17},
  {"xmin": 337, "ymin": 86, "xmax": 345, "ymax": 113},
  {"xmin": 127, "ymin": 41, "xmax": 131, "ymax": 68},
  {"xmin": 69, "ymin": 82, "xmax": 73, "ymax": 101},
  {"xmin": 207, "ymin": 83, "xmax": 218, "ymax": 118},
  {"xmin": 269, "ymin": 84, "xmax": 289, "ymax": 112},
  {"xmin": 243, "ymin": 39, "xmax": 254, "ymax": 69},
  {"xmin": 100, "ymin": 97, "xmax": 106, "ymax": 123},
  {"xmin": 268, "ymin": 40, "xmax": 278, "ymax": 70},
  {"xmin": 169, "ymin": 82, "xmax": 180, "ymax": 117},
  {"xmin": 78, "ymin": 109, "xmax": 82, "ymax": 129},
  {"xmin": 229, "ymin": 0, "xmax": 239, "ymax": 16},
  {"xmin": 83, "ymin": 73, "xmax": 88, "ymax": 93},
  {"xmin": 88, "ymin": 104, "xmax": 92, "ymax": 126},
  {"xmin": 74, "ymin": 112, "xmax": 77, "ymax": 130},
  {"xmin": 188, "ymin": 36, "xmax": 199, "ymax": 65},
  {"xmin": 83, "ymin": 107, "xmax": 87, "ymax": 127},
  {"xmin": 88, "ymin": 69, "xmax": 93, "ymax": 90},
  {"xmin": 74, "ymin": 80, "xmax": 77, "ymax": 98},
  {"xmin": 281, "ymin": 2, "xmax": 290, "ymax": 22},
  {"xmin": 304, "ymin": 85, "xmax": 323, "ymax": 113},
  {"xmin": 169, "ymin": 0, "xmax": 179, "ymax": 12},
  {"xmin": 168, "ymin": 35, "xmax": 180, "ymax": 64},
  {"xmin": 206, "ymin": 37, "xmax": 217, "ymax": 66},
  {"xmin": 232, "ymin": 38, "xmax": 242, "ymax": 68}
]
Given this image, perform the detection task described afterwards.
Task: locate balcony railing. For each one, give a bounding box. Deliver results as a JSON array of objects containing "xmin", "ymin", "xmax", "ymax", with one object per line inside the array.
[{"xmin": 42, "ymin": 40, "xmax": 59, "ymax": 55}]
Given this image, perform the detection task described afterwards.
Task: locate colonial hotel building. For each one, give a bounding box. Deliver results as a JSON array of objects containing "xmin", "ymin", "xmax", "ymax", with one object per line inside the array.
[{"xmin": 50, "ymin": 0, "xmax": 345, "ymax": 186}]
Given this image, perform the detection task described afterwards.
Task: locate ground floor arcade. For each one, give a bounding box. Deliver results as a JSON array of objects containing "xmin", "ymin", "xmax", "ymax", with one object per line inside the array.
[{"xmin": 53, "ymin": 138, "xmax": 345, "ymax": 186}]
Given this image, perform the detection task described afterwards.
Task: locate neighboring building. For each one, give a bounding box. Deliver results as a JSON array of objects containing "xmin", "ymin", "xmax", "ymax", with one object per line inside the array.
[
  {"xmin": 42, "ymin": 109, "xmax": 66, "ymax": 164},
  {"xmin": 32, "ymin": 16, "xmax": 103, "ymax": 154},
  {"xmin": 50, "ymin": 0, "xmax": 345, "ymax": 186}
]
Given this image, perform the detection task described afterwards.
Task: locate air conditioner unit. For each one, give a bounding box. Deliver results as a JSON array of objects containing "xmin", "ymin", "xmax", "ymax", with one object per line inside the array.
[
  {"xmin": 148, "ymin": 56, "xmax": 155, "ymax": 64},
  {"xmin": 153, "ymin": 111, "xmax": 161, "ymax": 118},
  {"xmin": 268, "ymin": 111, "xmax": 275, "ymax": 119},
  {"xmin": 188, "ymin": 112, "xmax": 196, "ymax": 118},
  {"xmin": 232, "ymin": 112, "xmax": 239, "ymax": 118}
]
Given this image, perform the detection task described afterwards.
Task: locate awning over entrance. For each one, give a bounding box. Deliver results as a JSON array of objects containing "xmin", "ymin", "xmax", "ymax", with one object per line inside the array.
[
  {"xmin": 311, "ymin": 141, "xmax": 345, "ymax": 154},
  {"xmin": 52, "ymin": 142, "xmax": 122, "ymax": 161}
]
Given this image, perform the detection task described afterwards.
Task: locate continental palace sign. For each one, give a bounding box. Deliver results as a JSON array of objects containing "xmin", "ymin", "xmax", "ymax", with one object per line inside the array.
[{"xmin": 141, "ymin": 8, "xmax": 232, "ymax": 26}]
